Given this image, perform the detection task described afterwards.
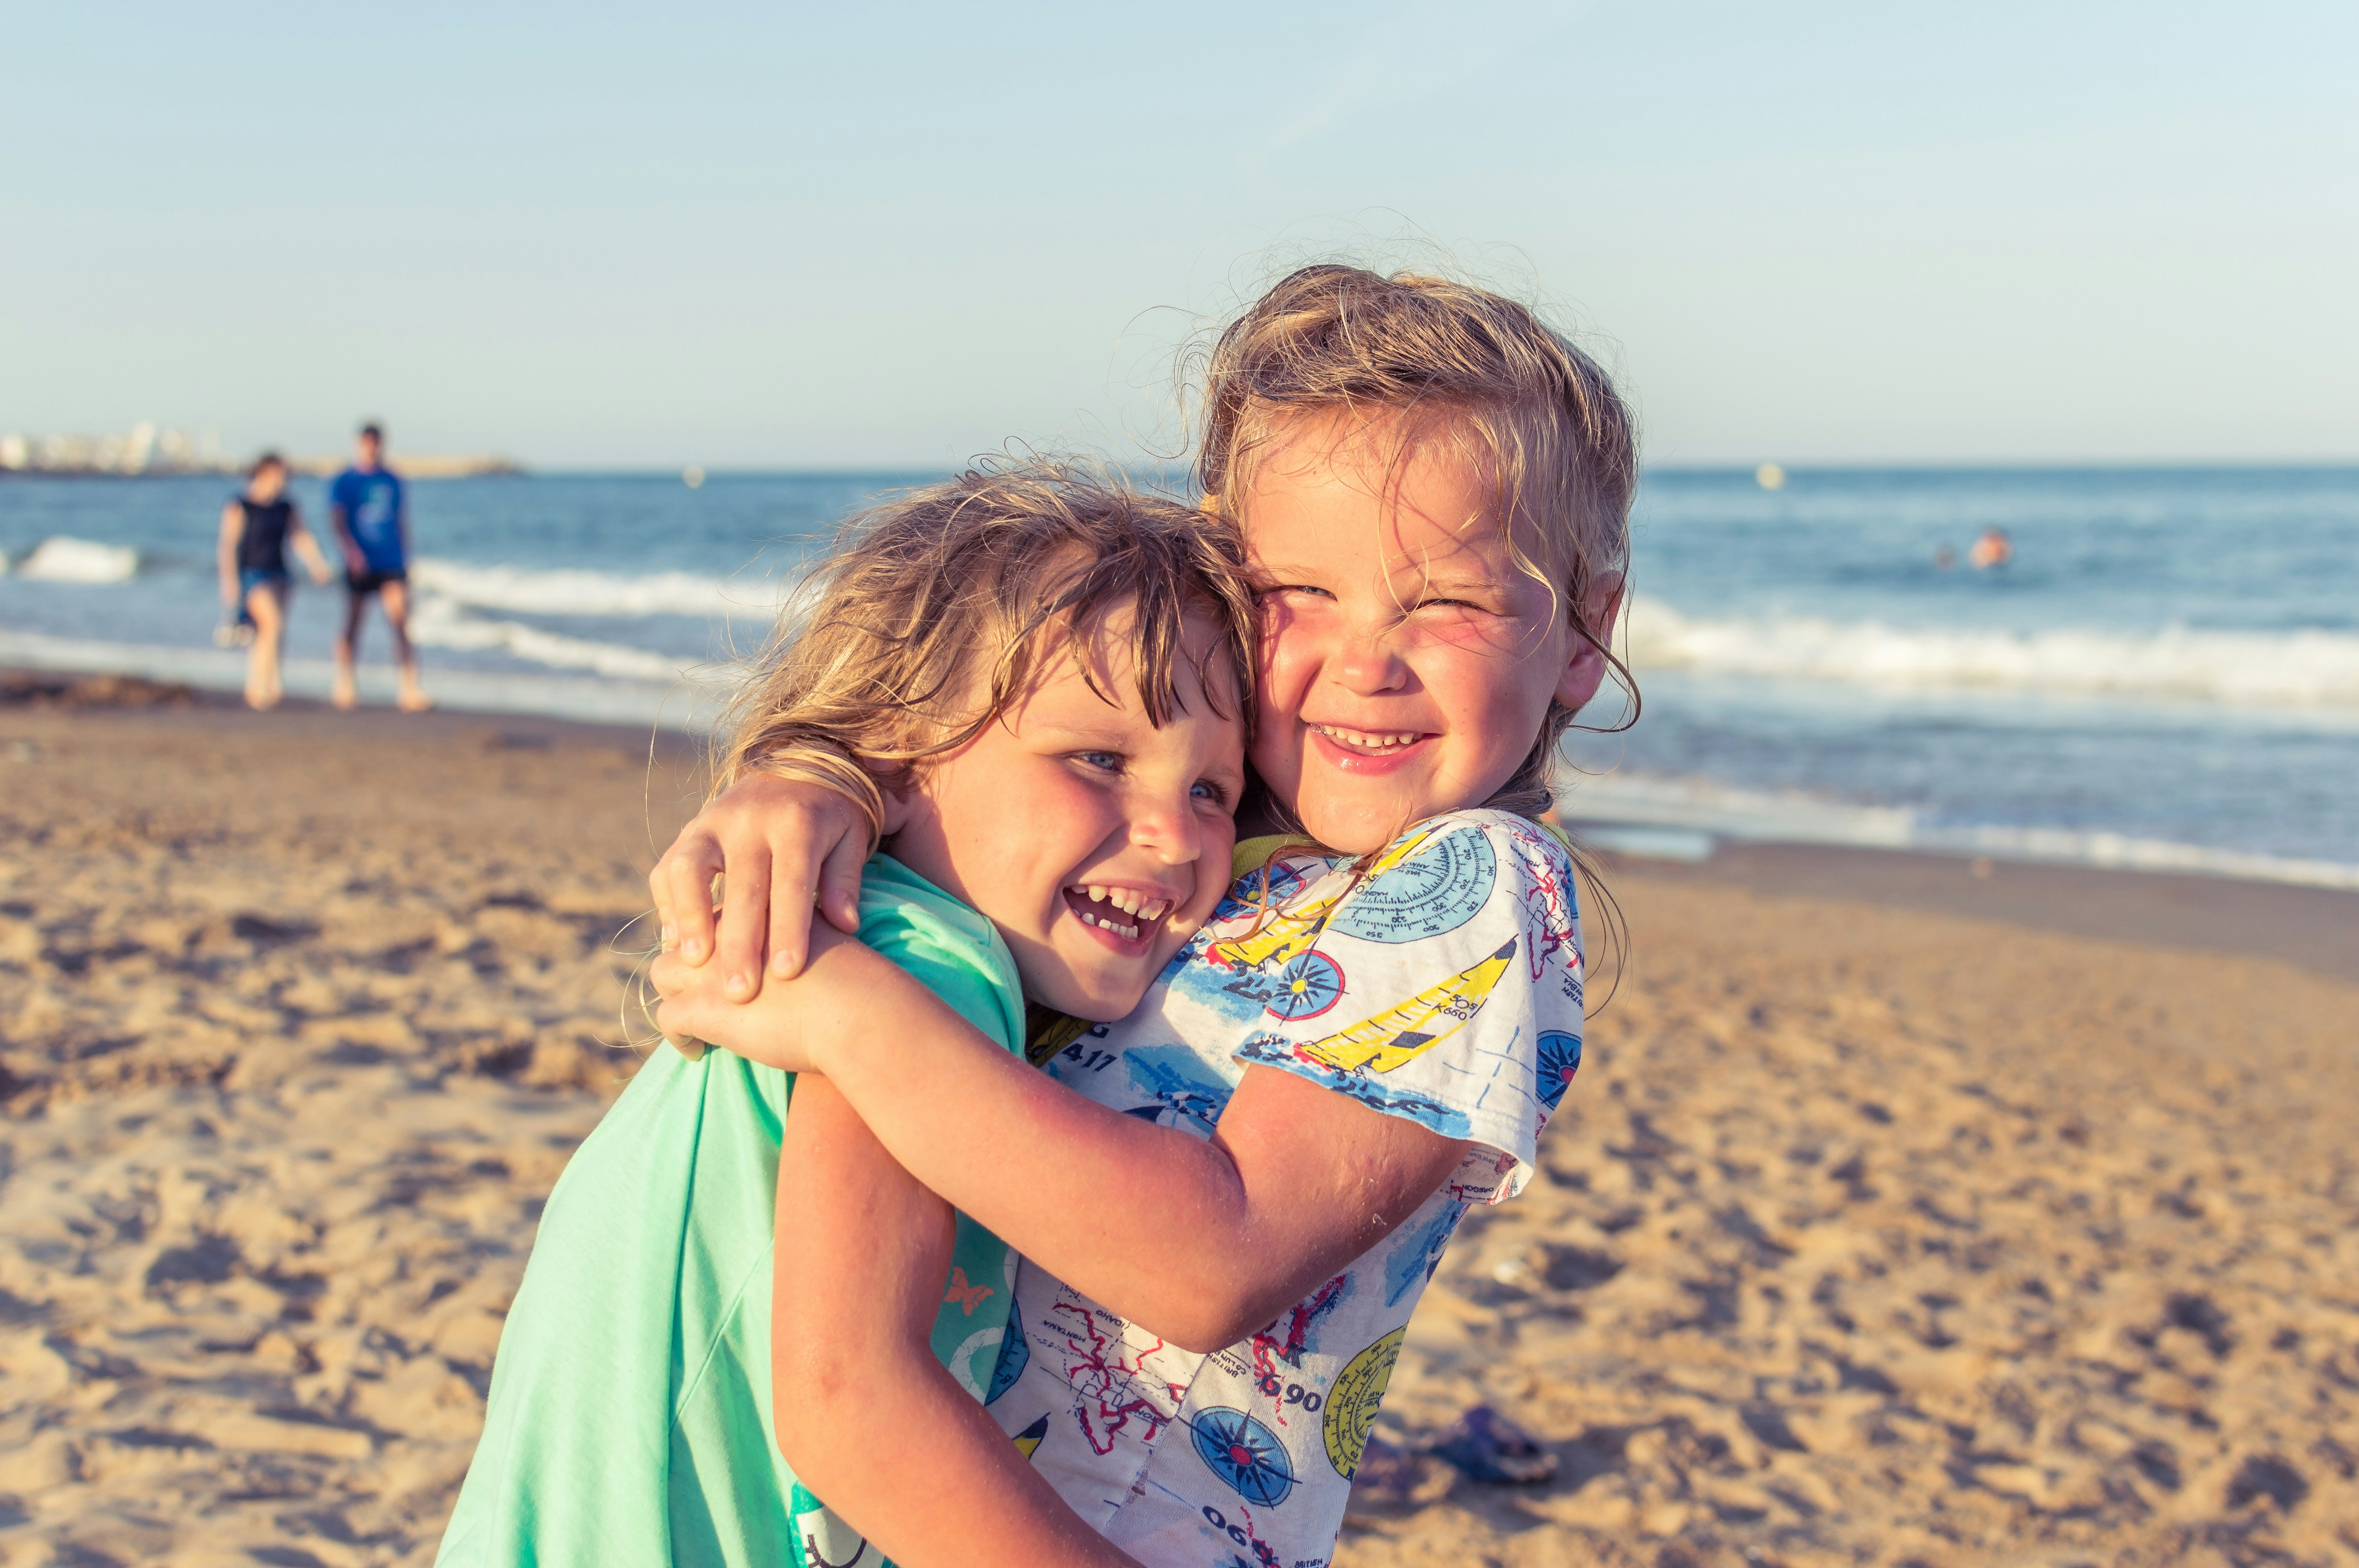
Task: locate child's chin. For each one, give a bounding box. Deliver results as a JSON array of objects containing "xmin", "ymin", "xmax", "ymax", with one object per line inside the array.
[{"xmin": 1033, "ymin": 972, "xmax": 1151, "ymax": 1024}]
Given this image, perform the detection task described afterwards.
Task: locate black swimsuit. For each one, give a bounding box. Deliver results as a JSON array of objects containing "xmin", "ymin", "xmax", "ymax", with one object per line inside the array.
[{"xmin": 235, "ymin": 497, "xmax": 294, "ymax": 576}]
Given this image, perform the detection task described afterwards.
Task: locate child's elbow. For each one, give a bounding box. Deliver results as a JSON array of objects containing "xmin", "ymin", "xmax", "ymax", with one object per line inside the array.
[
  {"xmin": 1166, "ymin": 1290, "xmax": 1276, "ymax": 1355},
  {"xmin": 773, "ymin": 1336, "xmax": 864, "ymax": 1477}
]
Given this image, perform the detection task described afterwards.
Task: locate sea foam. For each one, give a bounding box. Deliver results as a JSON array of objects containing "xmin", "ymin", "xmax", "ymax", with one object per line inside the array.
[
  {"xmin": 1556, "ymin": 771, "xmax": 2359, "ymax": 891},
  {"xmin": 1626, "ymin": 594, "xmax": 2359, "ymax": 708},
  {"xmin": 408, "ymin": 558, "xmax": 789, "ymax": 618},
  {"xmin": 15, "ymin": 537, "xmax": 140, "ymax": 584}
]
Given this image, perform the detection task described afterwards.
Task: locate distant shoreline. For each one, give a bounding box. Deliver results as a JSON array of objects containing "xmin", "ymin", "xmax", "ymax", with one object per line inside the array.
[
  {"xmin": 0, "ymin": 455, "xmax": 523, "ymax": 481},
  {"xmin": 8, "ymin": 460, "xmax": 2357, "ymax": 482}
]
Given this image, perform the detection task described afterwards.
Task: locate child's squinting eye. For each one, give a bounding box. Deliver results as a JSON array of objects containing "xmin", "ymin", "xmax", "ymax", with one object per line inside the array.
[
  {"xmin": 1190, "ymin": 778, "xmax": 1231, "ymax": 807},
  {"xmin": 1074, "ymin": 751, "xmax": 1123, "ymax": 773}
]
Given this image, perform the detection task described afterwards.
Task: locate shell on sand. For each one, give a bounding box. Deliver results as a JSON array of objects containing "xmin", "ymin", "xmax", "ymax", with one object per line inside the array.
[{"xmin": 1, "ymin": 701, "xmax": 2355, "ymax": 1567}]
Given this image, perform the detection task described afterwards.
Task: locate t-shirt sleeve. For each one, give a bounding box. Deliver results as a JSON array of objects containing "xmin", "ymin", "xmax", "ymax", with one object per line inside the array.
[
  {"xmin": 857, "ymin": 906, "xmax": 1026, "ymax": 1061},
  {"xmin": 1228, "ymin": 812, "xmax": 1586, "ymax": 1201}
]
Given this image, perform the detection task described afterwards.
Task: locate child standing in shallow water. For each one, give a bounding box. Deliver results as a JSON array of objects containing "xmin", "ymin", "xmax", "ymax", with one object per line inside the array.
[{"xmin": 654, "ymin": 265, "xmax": 1637, "ymax": 1565}]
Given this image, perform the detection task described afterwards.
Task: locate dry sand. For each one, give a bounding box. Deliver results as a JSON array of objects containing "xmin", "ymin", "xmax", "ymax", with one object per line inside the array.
[{"xmin": 2, "ymin": 686, "xmax": 2354, "ymax": 1567}]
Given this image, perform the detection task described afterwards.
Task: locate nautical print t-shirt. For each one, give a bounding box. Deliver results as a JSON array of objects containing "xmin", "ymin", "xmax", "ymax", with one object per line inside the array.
[{"xmin": 978, "ymin": 809, "xmax": 1586, "ymax": 1568}]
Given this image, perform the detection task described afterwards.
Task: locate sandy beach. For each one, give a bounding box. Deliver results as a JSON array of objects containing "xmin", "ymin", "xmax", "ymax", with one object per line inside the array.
[{"xmin": 2, "ymin": 680, "xmax": 2353, "ymax": 1568}]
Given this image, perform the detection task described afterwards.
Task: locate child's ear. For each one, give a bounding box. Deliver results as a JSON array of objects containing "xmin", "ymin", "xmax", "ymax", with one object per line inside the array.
[
  {"xmin": 872, "ymin": 765, "xmax": 916, "ymax": 838},
  {"xmin": 1554, "ymin": 572, "xmax": 1627, "ymax": 714}
]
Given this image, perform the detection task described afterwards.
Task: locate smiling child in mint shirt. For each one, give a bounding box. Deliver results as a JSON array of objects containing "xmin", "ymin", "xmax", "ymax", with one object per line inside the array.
[
  {"xmin": 653, "ymin": 265, "xmax": 1638, "ymax": 1566},
  {"xmin": 438, "ymin": 465, "xmax": 1258, "ymax": 1568}
]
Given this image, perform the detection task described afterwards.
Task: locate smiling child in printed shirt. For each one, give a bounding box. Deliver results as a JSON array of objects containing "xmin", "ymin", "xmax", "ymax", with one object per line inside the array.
[{"xmin": 655, "ymin": 265, "xmax": 1636, "ymax": 1566}]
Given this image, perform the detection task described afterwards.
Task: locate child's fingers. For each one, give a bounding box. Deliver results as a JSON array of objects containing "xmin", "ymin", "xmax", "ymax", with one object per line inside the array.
[
  {"xmin": 713, "ymin": 854, "xmax": 773, "ymax": 1001},
  {"xmin": 817, "ymin": 830, "xmax": 869, "ymax": 937},
  {"xmin": 657, "ymin": 835, "xmax": 725, "ymax": 965},
  {"xmin": 763, "ymin": 840, "xmax": 824, "ymax": 981}
]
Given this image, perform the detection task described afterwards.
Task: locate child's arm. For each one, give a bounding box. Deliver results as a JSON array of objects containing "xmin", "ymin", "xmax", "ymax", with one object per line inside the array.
[
  {"xmin": 216, "ymin": 502, "xmax": 243, "ymax": 610},
  {"xmin": 666, "ymin": 937, "xmax": 1470, "ymax": 1353},
  {"xmin": 288, "ymin": 507, "xmax": 333, "ymax": 585},
  {"xmin": 774, "ymin": 1074, "xmax": 1141, "ymax": 1568},
  {"xmin": 650, "ymin": 775, "xmax": 872, "ymax": 995},
  {"xmin": 326, "ymin": 488, "xmax": 364, "ymax": 575}
]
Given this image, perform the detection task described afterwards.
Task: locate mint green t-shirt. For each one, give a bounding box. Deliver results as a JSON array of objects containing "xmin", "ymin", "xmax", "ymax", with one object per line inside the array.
[{"xmin": 436, "ymin": 857, "xmax": 1026, "ymax": 1568}]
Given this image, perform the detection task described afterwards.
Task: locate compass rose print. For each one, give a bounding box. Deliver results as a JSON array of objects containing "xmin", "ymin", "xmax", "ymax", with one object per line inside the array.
[
  {"xmin": 1264, "ymin": 950, "xmax": 1344, "ymax": 1021},
  {"xmin": 1535, "ymin": 1029, "xmax": 1583, "ymax": 1112},
  {"xmin": 1190, "ymin": 1405, "xmax": 1296, "ymax": 1508},
  {"xmin": 1331, "ymin": 825, "xmax": 1498, "ymax": 943}
]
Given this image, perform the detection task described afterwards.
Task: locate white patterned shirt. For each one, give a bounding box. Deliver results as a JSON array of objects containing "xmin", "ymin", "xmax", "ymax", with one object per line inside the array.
[{"xmin": 976, "ymin": 810, "xmax": 1587, "ymax": 1568}]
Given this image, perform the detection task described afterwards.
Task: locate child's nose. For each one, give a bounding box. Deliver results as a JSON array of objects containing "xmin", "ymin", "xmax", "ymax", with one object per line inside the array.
[
  {"xmin": 1130, "ymin": 790, "xmax": 1205, "ymax": 866},
  {"xmin": 1333, "ymin": 623, "xmax": 1412, "ymax": 694}
]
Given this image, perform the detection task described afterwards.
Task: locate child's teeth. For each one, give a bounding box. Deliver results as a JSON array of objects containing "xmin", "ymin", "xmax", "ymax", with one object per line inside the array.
[
  {"xmin": 1318, "ymin": 725, "xmax": 1420, "ymax": 749},
  {"xmin": 1086, "ymin": 885, "xmax": 1107, "ymax": 903}
]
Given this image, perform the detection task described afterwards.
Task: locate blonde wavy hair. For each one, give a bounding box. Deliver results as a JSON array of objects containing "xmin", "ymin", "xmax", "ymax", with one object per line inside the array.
[
  {"xmin": 1194, "ymin": 264, "xmax": 1639, "ymax": 819},
  {"xmin": 715, "ymin": 458, "xmax": 1259, "ymax": 846}
]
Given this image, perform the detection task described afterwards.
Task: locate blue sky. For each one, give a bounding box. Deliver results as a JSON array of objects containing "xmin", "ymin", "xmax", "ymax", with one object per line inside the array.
[{"xmin": 2, "ymin": 1, "xmax": 2352, "ymax": 467}]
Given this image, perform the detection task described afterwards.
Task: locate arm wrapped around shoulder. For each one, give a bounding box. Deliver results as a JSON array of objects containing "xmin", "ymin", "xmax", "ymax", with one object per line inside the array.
[{"xmin": 1221, "ymin": 811, "xmax": 1589, "ymax": 1201}]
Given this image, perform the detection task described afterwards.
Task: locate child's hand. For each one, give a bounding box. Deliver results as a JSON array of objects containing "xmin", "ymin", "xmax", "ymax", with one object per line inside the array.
[
  {"xmin": 650, "ymin": 938, "xmax": 815, "ymax": 1073},
  {"xmin": 649, "ymin": 774, "xmax": 874, "ymax": 998}
]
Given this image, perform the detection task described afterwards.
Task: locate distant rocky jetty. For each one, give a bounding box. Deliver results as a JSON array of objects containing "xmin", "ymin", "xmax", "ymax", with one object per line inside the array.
[{"xmin": 0, "ymin": 423, "xmax": 520, "ymax": 478}]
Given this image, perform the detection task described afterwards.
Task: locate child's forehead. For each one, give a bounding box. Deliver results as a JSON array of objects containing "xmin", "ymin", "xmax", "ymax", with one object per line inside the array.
[
  {"xmin": 1235, "ymin": 408, "xmax": 1570, "ymax": 588},
  {"xmin": 1002, "ymin": 603, "xmax": 1243, "ymax": 723}
]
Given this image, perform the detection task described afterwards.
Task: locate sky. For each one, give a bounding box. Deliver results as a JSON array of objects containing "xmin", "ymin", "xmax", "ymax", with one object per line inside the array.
[{"xmin": 2, "ymin": 0, "xmax": 2353, "ymax": 469}]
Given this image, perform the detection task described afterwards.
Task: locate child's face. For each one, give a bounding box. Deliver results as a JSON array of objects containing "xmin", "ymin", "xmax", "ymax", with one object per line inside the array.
[
  {"xmin": 885, "ymin": 608, "xmax": 1247, "ymax": 1021},
  {"xmin": 1241, "ymin": 409, "xmax": 1618, "ymax": 854}
]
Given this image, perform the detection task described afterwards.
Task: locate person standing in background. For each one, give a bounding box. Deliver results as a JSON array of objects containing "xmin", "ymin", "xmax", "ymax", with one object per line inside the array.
[
  {"xmin": 329, "ymin": 422, "xmax": 431, "ymax": 711},
  {"xmin": 216, "ymin": 452, "xmax": 331, "ymax": 710}
]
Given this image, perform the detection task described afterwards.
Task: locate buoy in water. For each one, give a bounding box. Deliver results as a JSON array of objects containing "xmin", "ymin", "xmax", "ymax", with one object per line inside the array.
[
  {"xmin": 682, "ymin": 465, "xmax": 705, "ymax": 489},
  {"xmin": 1755, "ymin": 462, "xmax": 1786, "ymax": 490}
]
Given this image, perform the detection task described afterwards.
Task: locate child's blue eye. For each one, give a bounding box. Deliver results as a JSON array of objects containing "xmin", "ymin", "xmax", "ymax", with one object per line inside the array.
[
  {"xmin": 1077, "ymin": 751, "xmax": 1121, "ymax": 772},
  {"xmin": 1191, "ymin": 779, "xmax": 1231, "ymax": 807}
]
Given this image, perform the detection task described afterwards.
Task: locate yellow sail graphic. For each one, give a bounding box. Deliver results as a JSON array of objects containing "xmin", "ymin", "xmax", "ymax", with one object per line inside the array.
[
  {"xmin": 1012, "ymin": 1413, "xmax": 1049, "ymax": 1461},
  {"xmin": 1208, "ymin": 823, "xmax": 1445, "ymax": 971},
  {"xmin": 1298, "ymin": 939, "xmax": 1516, "ymax": 1074}
]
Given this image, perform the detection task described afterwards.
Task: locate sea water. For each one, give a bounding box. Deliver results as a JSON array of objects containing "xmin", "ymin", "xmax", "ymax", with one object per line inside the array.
[{"xmin": 4, "ymin": 466, "xmax": 2355, "ymax": 885}]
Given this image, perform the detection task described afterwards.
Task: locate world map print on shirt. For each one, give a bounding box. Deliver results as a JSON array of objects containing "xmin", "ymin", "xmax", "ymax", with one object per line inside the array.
[{"xmin": 978, "ymin": 810, "xmax": 1586, "ymax": 1568}]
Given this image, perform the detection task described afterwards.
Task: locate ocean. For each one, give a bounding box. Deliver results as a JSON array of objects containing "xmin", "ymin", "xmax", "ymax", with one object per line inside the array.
[{"xmin": 5, "ymin": 466, "xmax": 2355, "ymax": 888}]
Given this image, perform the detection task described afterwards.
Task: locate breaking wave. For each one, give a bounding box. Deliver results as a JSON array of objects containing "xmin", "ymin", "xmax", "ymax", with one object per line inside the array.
[
  {"xmin": 14, "ymin": 536, "xmax": 140, "ymax": 584},
  {"xmin": 1626, "ymin": 594, "xmax": 2359, "ymax": 708},
  {"xmin": 1555, "ymin": 772, "xmax": 2359, "ymax": 891},
  {"xmin": 407, "ymin": 557, "xmax": 791, "ymax": 618}
]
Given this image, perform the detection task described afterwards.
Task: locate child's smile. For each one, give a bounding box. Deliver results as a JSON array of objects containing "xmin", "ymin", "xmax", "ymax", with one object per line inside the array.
[
  {"xmin": 1061, "ymin": 882, "xmax": 1178, "ymax": 947},
  {"xmin": 1240, "ymin": 408, "xmax": 1617, "ymax": 854},
  {"xmin": 884, "ymin": 608, "xmax": 1245, "ymax": 1020}
]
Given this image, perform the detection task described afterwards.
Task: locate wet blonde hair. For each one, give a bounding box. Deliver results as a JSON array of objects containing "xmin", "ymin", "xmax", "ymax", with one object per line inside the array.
[
  {"xmin": 1196, "ymin": 264, "xmax": 1639, "ymax": 818},
  {"xmin": 716, "ymin": 458, "xmax": 1259, "ymax": 845}
]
